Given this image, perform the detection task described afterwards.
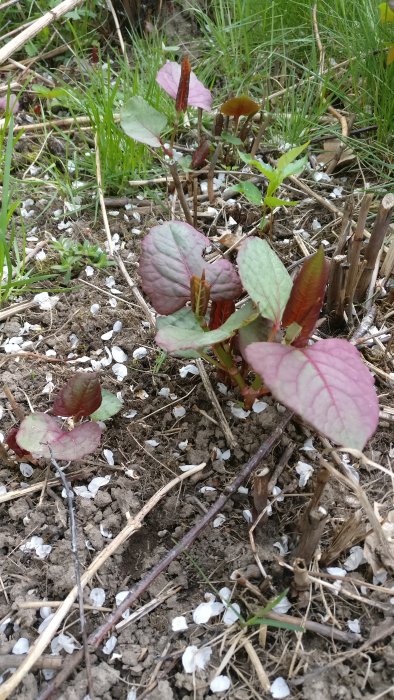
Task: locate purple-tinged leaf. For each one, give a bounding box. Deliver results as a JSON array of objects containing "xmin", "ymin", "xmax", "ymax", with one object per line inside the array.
[
  {"xmin": 244, "ymin": 339, "xmax": 379, "ymax": 449},
  {"xmin": 16, "ymin": 414, "xmax": 102, "ymax": 460},
  {"xmin": 120, "ymin": 96, "xmax": 167, "ymax": 147},
  {"xmin": 209, "ymin": 299, "xmax": 235, "ymax": 330},
  {"xmin": 155, "ymin": 302, "xmax": 258, "ymax": 353},
  {"xmin": 282, "ymin": 247, "xmax": 329, "ymax": 347},
  {"xmin": 6, "ymin": 426, "xmax": 30, "ymax": 457},
  {"xmin": 140, "ymin": 221, "xmax": 242, "ymax": 315},
  {"xmin": 237, "ymin": 238, "xmax": 292, "ymax": 327},
  {"xmin": 52, "ymin": 373, "xmax": 102, "ymax": 419},
  {"xmin": 156, "ymin": 61, "xmax": 212, "ymax": 111}
]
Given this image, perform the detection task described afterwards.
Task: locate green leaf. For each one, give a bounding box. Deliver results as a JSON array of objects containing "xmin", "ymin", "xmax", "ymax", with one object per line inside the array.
[
  {"xmin": 281, "ymin": 156, "xmax": 308, "ymax": 179},
  {"xmin": 231, "ymin": 181, "xmax": 262, "ymax": 205},
  {"xmin": 120, "ymin": 96, "xmax": 167, "ymax": 148},
  {"xmin": 90, "ymin": 389, "xmax": 123, "ymax": 421},
  {"xmin": 237, "ymin": 238, "xmax": 292, "ymax": 326},
  {"xmin": 222, "ymin": 132, "xmax": 243, "ymax": 145},
  {"xmin": 156, "ymin": 302, "xmax": 258, "ymax": 353},
  {"xmin": 264, "ymin": 196, "xmax": 298, "ymax": 208},
  {"xmin": 277, "ymin": 142, "xmax": 309, "ymax": 171},
  {"xmin": 238, "ymin": 152, "xmax": 274, "ymax": 178}
]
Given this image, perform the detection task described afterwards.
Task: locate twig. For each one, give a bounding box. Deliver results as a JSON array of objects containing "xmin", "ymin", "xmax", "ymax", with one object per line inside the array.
[
  {"xmin": 50, "ymin": 455, "xmax": 94, "ymax": 700},
  {"xmin": 0, "ymin": 656, "xmax": 63, "ymax": 671},
  {"xmin": 3, "ymin": 386, "xmax": 25, "ymax": 422},
  {"xmin": 106, "ymin": 0, "xmax": 127, "ymax": 61},
  {"xmin": 0, "ymin": 463, "xmax": 205, "ymax": 700},
  {"xmin": 345, "ymin": 194, "xmax": 373, "ymax": 319},
  {"xmin": 0, "ymin": 300, "xmax": 36, "ymax": 321},
  {"xmin": 168, "ymin": 162, "xmax": 193, "ymax": 225},
  {"xmin": 114, "ymin": 254, "xmax": 155, "ymax": 326},
  {"xmin": 356, "ymin": 193, "xmax": 394, "ymax": 300},
  {"xmin": 207, "ymin": 143, "xmax": 221, "ymax": 205},
  {"xmin": 94, "ymin": 133, "xmax": 113, "ymax": 256},
  {"xmin": 35, "ymin": 413, "xmax": 292, "ymax": 700},
  {"xmin": 312, "ymin": 4, "xmax": 325, "ymax": 76},
  {"xmin": 195, "ymin": 358, "xmax": 237, "ymax": 447},
  {"xmin": 0, "ymin": 0, "xmax": 84, "ymax": 65}
]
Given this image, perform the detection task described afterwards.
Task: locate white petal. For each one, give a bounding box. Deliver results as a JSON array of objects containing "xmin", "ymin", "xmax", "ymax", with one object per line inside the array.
[
  {"xmin": 101, "ymin": 330, "xmax": 113, "ymax": 341},
  {"xmin": 193, "ymin": 601, "xmax": 224, "ymax": 625},
  {"xmin": 173, "ymin": 406, "xmax": 186, "ymax": 419},
  {"xmin": 127, "ymin": 690, "xmax": 137, "ymax": 700},
  {"xmin": 132, "ymin": 346, "xmax": 148, "ymax": 360},
  {"xmin": 252, "ymin": 400, "xmax": 268, "ymax": 413},
  {"xmin": 35, "ymin": 544, "xmax": 52, "ymax": 559},
  {"xmin": 88, "ymin": 475, "xmax": 111, "ymax": 495},
  {"xmin": 12, "ymin": 638, "xmax": 29, "ymax": 655},
  {"xmin": 179, "ymin": 364, "xmax": 199, "ymax": 378},
  {"xmin": 272, "ymin": 597, "xmax": 292, "ymax": 614},
  {"xmin": 112, "ymin": 346, "xmax": 128, "ymax": 363},
  {"xmin": 159, "ymin": 387, "xmax": 170, "ymax": 398},
  {"xmin": 243, "ymin": 509, "xmax": 253, "ymax": 523},
  {"xmin": 222, "ymin": 603, "xmax": 240, "ymax": 625},
  {"xmin": 103, "ymin": 635, "xmax": 117, "ymax": 654},
  {"xmin": 295, "ymin": 461, "xmax": 314, "ymax": 487},
  {"xmin": 230, "ymin": 405, "xmax": 250, "ymax": 419},
  {"xmin": 90, "ymin": 588, "xmax": 106, "ymax": 608},
  {"xmin": 113, "ymin": 320, "xmax": 122, "ymax": 333},
  {"xmin": 112, "ymin": 363, "xmax": 128, "ymax": 380},
  {"xmin": 270, "ymin": 676, "xmax": 291, "ymax": 698},
  {"xmin": 213, "ymin": 514, "xmax": 226, "ymax": 528},
  {"xmin": 103, "ymin": 449, "xmax": 114, "ymax": 465},
  {"xmin": 145, "ymin": 439, "xmax": 160, "ymax": 448},
  {"xmin": 40, "ymin": 606, "xmax": 52, "ymax": 619},
  {"xmin": 20, "ymin": 463, "xmax": 33, "ymax": 478},
  {"xmin": 182, "ymin": 645, "xmax": 212, "ymax": 673},
  {"xmin": 347, "ymin": 619, "xmax": 360, "ymax": 634},
  {"xmin": 343, "ymin": 546, "xmax": 366, "ymax": 571},
  {"xmin": 210, "ymin": 675, "xmax": 231, "ymax": 693},
  {"xmin": 326, "ymin": 567, "xmax": 347, "ymax": 577},
  {"xmin": 171, "ymin": 616, "xmax": 188, "ymax": 631}
]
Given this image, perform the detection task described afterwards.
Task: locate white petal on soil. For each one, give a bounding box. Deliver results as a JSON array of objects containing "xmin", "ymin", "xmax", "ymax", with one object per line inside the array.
[
  {"xmin": 219, "ymin": 587, "xmax": 232, "ymax": 604},
  {"xmin": 172, "ymin": 616, "xmax": 188, "ymax": 631},
  {"xmin": 103, "ymin": 635, "xmax": 117, "ymax": 654},
  {"xmin": 116, "ymin": 590, "xmax": 131, "ymax": 619},
  {"xmin": 12, "ymin": 638, "xmax": 29, "ymax": 655},
  {"xmin": 132, "ymin": 346, "xmax": 148, "ymax": 360},
  {"xmin": 230, "ymin": 405, "xmax": 250, "ymax": 419},
  {"xmin": 90, "ymin": 588, "xmax": 106, "ymax": 608},
  {"xmin": 326, "ymin": 567, "xmax": 347, "ymax": 577},
  {"xmin": 295, "ymin": 461, "xmax": 314, "ymax": 487},
  {"xmin": 217, "ymin": 382, "xmax": 228, "ymax": 395},
  {"xmin": 270, "ymin": 676, "xmax": 291, "ymax": 698},
  {"xmin": 178, "ymin": 440, "xmax": 188, "ymax": 451},
  {"xmin": 127, "ymin": 690, "xmax": 137, "ymax": 700},
  {"xmin": 237, "ymin": 486, "xmax": 249, "ymax": 495},
  {"xmin": 179, "ymin": 364, "xmax": 199, "ymax": 378},
  {"xmin": 213, "ymin": 514, "xmax": 226, "ymax": 528},
  {"xmin": 179, "ymin": 463, "xmax": 201, "ymax": 473},
  {"xmin": 112, "ymin": 346, "xmax": 128, "ymax": 363},
  {"xmin": 74, "ymin": 486, "xmax": 93, "ymax": 499},
  {"xmin": 36, "ymin": 544, "xmax": 52, "ymax": 559},
  {"xmin": 193, "ymin": 600, "xmax": 224, "ymax": 624},
  {"xmin": 34, "ymin": 292, "xmax": 59, "ymax": 310},
  {"xmin": 210, "ymin": 675, "xmax": 231, "ymax": 693},
  {"xmin": 38, "ymin": 613, "xmax": 55, "ymax": 633},
  {"xmin": 51, "ymin": 633, "xmax": 78, "ymax": 654},
  {"xmin": 222, "ymin": 602, "xmax": 240, "ymax": 625},
  {"xmin": 200, "ymin": 486, "xmax": 216, "ymax": 493},
  {"xmin": 301, "ymin": 437, "xmax": 315, "ymax": 452},
  {"xmin": 173, "ymin": 406, "xmax": 186, "ymax": 419},
  {"xmin": 103, "ymin": 449, "xmax": 114, "ymax": 465},
  {"xmin": 145, "ymin": 439, "xmax": 160, "ymax": 448},
  {"xmin": 100, "ymin": 523, "xmax": 113, "ymax": 539},
  {"xmin": 40, "ymin": 606, "xmax": 52, "ymax": 620},
  {"xmin": 20, "ymin": 463, "xmax": 33, "ymax": 478},
  {"xmin": 101, "ymin": 330, "xmax": 113, "ymax": 341},
  {"xmin": 243, "ymin": 509, "xmax": 253, "ymax": 523},
  {"xmin": 85, "ymin": 266, "xmax": 94, "ymax": 277},
  {"xmin": 182, "ymin": 645, "xmax": 212, "ymax": 673},
  {"xmin": 105, "ymin": 276, "xmax": 116, "ymax": 288},
  {"xmin": 88, "ymin": 475, "xmax": 111, "ymax": 496},
  {"xmin": 112, "ymin": 363, "xmax": 127, "ymax": 381},
  {"xmin": 159, "ymin": 387, "xmax": 170, "ymax": 398},
  {"xmin": 252, "ymin": 400, "xmax": 268, "ymax": 413},
  {"xmin": 113, "ymin": 320, "xmax": 122, "ymax": 333},
  {"xmin": 272, "ymin": 596, "xmax": 292, "ymax": 614},
  {"xmin": 0, "ymin": 484, "xmax": 6, "ymax": 495},
  {"xmin": 347, "ymin": 619, "xmax": 361, "ymax": 634},
  {"xmin": 343, "ymin": 546, "xmax": 366, "ymax": 571},
  {"xmin": 123, "ymin": 410, "xmax": 137, "ymax": 419}
]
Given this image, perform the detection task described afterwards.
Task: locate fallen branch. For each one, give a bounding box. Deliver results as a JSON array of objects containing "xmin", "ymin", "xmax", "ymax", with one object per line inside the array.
[{"xmin": 36, "ymin": 412, "xmax": 292, "ymax": 700}]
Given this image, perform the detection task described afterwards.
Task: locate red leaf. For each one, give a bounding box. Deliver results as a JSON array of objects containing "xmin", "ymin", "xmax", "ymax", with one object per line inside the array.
[
  {"xmin": 282, "ymin": 247, "xmax": 329, "ymax": 347},
  {"xmin": 209, "ymin": 299, "xmax": 236, "ymax": 330},
  {"xmin": 52, "ymin": 373, "xmax": 102, "ymax": 419},
  {"xmin": 175, "ymin": 56, "xmax": 191, "ymax": 113},
  {"xmin": 190, "ymin": 272, "xmax": 211, "ymax": 317},
  {"xmin": 220, "ymin": 95, "xmax": 260, "ymax": 118},
  {"xmin": 6, "ymin": 426, "xmax": 30, "ymax": 457}
]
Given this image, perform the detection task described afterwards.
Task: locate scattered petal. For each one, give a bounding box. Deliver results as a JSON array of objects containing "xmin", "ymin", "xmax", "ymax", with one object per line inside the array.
[
  {"xmin": 213, "ymin": 514, "xmax": 226, "ymax": 528},
  {"xmin": 343, "ymin": 546, "xmax": 366, "ymax": 572},
  {"xmin": 296, "ymin": 461, "xmax": 314, "ymax": 487},
  {"xmin": 90, "ymin": 588, "xmax": 106, "ymax": 608},
  {"xmin": 178, "ymin": 439, "xmax": 188, "ymax": 450},
  {"xmin": 272, "ymin": 596, "xmax": 292, "ymax": 614},
  {"xmin": 270, "ymin": 676, "xmax": 291, "ymax": 698},
  {"xmin": 34, "ymin": 292, "xmax": 59, "ymax": 310},
  {"xmin": 179, "ymin": 363, "xmax": 199, "ymax": 378},
  {"xmin": 347, "ymin": 619, "xmax": 361, "ymax": 634},
  {"xmin": 243, "ymin": 509, "xmax": 253, "ymax": 523},
  {"xmin": 301, "ymin": 437, "xmax": 315, "ymax": 452},
  {"xmin": 252, "ymin": 400, "xmax": 268, "ymax": 413},
  {"xmin": 210, "ymin": 675, "xmax": 231, "ymax": 693},
  {"xmin": 172, "ymin": 616, "xmax": 188, "ymax": 631},
  {"xmin": 173, "ymin": 406, "xmax": 186, "ymax": 419},
  {"xmin": 222, "ymin": 602, "xmax": 240, "ymax": 625},
  {"xmin": 103, "ymin": 449, "xmax": 114, "ymax": 465},
  {"xmin": 100, "ymin": 523, "xmax": 113, "ymax": 538},
  {"xmin": 112, "ymin": 363, "xmax": 128, "ymax": 381},
  {"xmin": 182, "ymin": 645, "xmax": 212, "ymax": 673},
  {"xmin": 20, "ymin": 463, "xmax": 33, "ymax": 478},
  {"xmin": 230, "ymin": 405, "xmax": 250, "ymax": 419},
  {"xmin": 145, "ymin": 439, "xmax": 160, "ymax": 447},
  {"xmin": 103, "ymin": 635, "xmax": 117, "ymax": 654},
  {"xmin": 193, "ymin": 600, "xmax": 224, "ymax": 624},
  {"xmin": 217, "ymin": 382, "xmax": 228, "ymax": 395},
  {"xmin": 12, "ymin": 638, "xmax": 29, "ymax": 655},
  {"xmin": 112, "ymin": 346, "xmax": 128, "ymax": 363},
  {"xmin": 51, "ymin": 633, "xmax": 78, "ymax": 654},
  {"xmin": 132, "ymin": 347, "xmax": 148, "ymax": 360}
]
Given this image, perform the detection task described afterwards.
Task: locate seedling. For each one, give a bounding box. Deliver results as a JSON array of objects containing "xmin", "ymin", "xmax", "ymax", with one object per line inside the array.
[
  {"xmin": 231, "ymin": 143, "xmax": 309, "ymax": 230},
  {"xmin": 6, "ymin": 373, "xmax": 122, "ymax": 461},
  {"xmin": 50, "ymin": 238, "xmax": 113, "ymax": 282},
  {"xmin": 140, "ymin": 221, "xmax": 379, "ymax": 452}
]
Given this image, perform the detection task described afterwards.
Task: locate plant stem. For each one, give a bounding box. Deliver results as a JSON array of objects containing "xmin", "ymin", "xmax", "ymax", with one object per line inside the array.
[{"xmin": 213, "ymin": 342, "xmax": 246, "ymax": 391}]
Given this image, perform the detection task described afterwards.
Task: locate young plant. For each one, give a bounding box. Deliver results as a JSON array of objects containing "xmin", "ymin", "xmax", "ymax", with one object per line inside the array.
[
  {"xmin": 139, "ymin": 221, "xmax": 379, "ymax": 451},
  {"xmin": 6, "ymin": 373, "xmax": 122, "ymax": 461},
  {"xmin": 231, "ymin": 143, "xmax": 309, "ymax": 228},
  {"xmin": 50, "ymin": 238, "xmax": 113, "ymax": 282}
]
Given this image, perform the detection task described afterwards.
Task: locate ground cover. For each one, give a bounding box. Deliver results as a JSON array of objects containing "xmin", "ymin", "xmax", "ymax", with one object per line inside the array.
[{"xmin": 0, "ymin": 1, "xmax": 393, "ymax": 699}]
